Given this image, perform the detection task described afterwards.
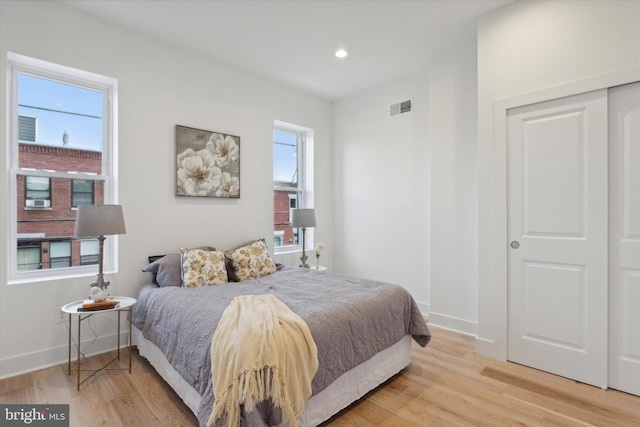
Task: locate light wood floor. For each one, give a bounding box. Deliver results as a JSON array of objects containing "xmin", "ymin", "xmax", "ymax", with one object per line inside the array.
[{"xmin": 1, "ymin": 326, "xmax": 638, "ymax": 426}]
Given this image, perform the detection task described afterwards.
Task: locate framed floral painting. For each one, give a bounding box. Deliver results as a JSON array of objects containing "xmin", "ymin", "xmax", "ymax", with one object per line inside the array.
[{"xmin": 175, "ymin": 125, "xmax": 240, "ymax": 198}]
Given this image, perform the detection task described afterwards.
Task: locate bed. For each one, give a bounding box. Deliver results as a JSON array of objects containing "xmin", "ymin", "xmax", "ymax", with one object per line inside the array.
[{"xmin": 132, "ymin": 247, "xmax": 430, "ymax": 427}]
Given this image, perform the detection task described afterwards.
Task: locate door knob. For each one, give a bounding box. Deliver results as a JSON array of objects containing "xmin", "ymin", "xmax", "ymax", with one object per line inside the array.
[{"xmin": 510, "ymin": 241, "xmax": 520, "ymax": 249}]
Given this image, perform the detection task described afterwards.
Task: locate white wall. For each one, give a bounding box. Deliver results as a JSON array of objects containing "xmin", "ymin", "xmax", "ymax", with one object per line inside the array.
[
  {"xmin": 477, "ymin": 0, "xmax": 640, "ymax": 359},
  {"xmin": 0, "ymin": 0, "xmax": 333, "ymax": 378},
  {"xmin": 333, "ymin": 41, "xmax": 479, "ymax": 332},
  {"xmin": 427, "ymin": 43, "xmax": 478, "ymax": 335},
  {"xmin": 333, "ymin": 72, "xmax": 430, "ymax": 311}
]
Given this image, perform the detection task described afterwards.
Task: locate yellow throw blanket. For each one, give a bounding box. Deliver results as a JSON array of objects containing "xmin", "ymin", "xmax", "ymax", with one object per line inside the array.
[{"xmin": 207, "ymin": 294, "xmax": 319, "ymax": 427}]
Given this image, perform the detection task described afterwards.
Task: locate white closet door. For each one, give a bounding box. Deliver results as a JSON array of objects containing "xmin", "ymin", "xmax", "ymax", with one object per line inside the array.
[
  {"xmin": 507, "ymin": 90, "xmax": 608, "ymax": 388},
  {"xmin": 609, "ymin": 82, "xmax": 640, "ymax": 396}
]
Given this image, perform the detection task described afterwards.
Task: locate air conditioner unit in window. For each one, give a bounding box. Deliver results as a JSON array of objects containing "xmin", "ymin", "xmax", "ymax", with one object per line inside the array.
[{"xmin": 31, "ymin": 199, "xmax": 50, "ymax": 208}]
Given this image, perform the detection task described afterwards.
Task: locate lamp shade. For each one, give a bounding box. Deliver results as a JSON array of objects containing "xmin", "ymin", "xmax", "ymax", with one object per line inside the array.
[
  {"xmin": 291, "ymin": 208, "xmax": 316, "ymax": 228},
  {"xmin": 75, "ymin": 204, "xmax": 126, "ymax": 237}
]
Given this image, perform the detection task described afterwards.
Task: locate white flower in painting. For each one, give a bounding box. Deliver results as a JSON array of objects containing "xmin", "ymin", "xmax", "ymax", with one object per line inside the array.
[
  {"xmin": 207, "ymin": 133, "xmax": 239, "ymax": 167},
  {"xmin": 215, "ymin": 172, "xmax": 240, "ymax": 197},
  {"xmin": 177, "ymin": 148, "xmax": 222, "ymax": 196}
]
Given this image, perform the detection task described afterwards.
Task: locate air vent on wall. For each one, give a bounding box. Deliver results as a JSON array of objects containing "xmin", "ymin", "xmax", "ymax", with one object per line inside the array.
[{"xmin": 390, "ymin": 99, "xmax": 412, "ymax": 116}]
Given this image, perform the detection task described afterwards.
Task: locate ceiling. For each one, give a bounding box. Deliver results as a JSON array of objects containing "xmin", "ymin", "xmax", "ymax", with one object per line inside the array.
[{"xmin": 59, "ymin": 0, "xmax": 513, "ymax": 101}]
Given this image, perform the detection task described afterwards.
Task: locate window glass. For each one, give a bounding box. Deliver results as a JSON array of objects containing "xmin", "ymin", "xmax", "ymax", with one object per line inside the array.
[
  {"xmin": 18, "ymin": 74, "xmax": 103, "ymax": 161},
  {"xmin": 273, "ymin": 130, "xmax": 298, "ymax": 187},
  {"xmin": 80, "ymin": 239, "xmax": 99, "ymax": 265},
  {"xmin": 8, "ymin": 53, "xmax": 116, "ymax": 283},
  {"xmin": 274, "ymin": 129, "xmax": 303, "ymax": 249},
  {"xmin": 72, "ymin": 180, "xmax": 94, "ymax": 207},
  {"xmin": 17, "ymin": 246, "xmax": 40, "ymax": 271},
  {"xmin": 50, "ymin": 241, "xmax": 71, "ymax": 268},
  {"xmin": 15, "ymin": 74, "xmax": 103, "ymax": 271}
]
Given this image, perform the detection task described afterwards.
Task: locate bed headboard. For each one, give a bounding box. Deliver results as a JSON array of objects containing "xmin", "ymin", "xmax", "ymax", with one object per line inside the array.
[{"xmin": 148, "ymin": 255, "xmax": 165, "ymax": 264}]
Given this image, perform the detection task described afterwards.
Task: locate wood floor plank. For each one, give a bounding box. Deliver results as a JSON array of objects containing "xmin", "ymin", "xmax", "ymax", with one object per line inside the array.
[{"xmin": 1, "ymin": 326, "xmax": 638, "ymax": 426}]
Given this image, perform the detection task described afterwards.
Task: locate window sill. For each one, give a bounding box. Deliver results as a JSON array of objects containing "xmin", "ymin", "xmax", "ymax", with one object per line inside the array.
[
  {"xmin": 274, "ymin": 246, "xmax": 302, "ymax": 256},
  {"xmin": 8, "ymin": 267, "xmax": 116, "ymax": 285}
]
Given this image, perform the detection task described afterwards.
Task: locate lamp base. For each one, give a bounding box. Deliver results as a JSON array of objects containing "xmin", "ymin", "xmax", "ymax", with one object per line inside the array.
[
  {"xmin": 298, "ymin": 226, "xmax": 310, "ymax": 268},
  {"xmin": 298, "ymin": 254, "xmax": 310, "ymax": 268},
  {"xmin": 89, "ymin": 235, "xmax": 110, "ymax": 295},
  {"xmin": 90, "ymin": 273, "xmax": 110, "ymax": 291}
]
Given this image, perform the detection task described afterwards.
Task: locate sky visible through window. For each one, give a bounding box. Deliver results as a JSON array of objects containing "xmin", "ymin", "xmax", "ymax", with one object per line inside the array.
[
  {"xmin": 273, "ymin": 129, "xmax": 298, "ymax": 185},
  {"xmin": 18, "ymin": 74, "xmax": 103, "ymax": 152}
]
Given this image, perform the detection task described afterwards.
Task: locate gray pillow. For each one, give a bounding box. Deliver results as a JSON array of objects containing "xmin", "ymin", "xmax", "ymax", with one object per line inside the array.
[{"xmin": 143, "ymin": 246, "xmax": 214, "ymax": 287}]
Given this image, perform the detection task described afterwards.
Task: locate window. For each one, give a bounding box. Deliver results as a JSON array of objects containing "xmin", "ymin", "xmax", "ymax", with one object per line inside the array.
[
  {"xmin": 80, "ymin": 240, "xmax": 100, "ymax": 265},
  {"xmin": 25, "ymin": 176, "xmax": 51, "ymax": 208},
  {"xmin": 72, "ymin": 180, "xmax": 94, "ymax": 207},
  {"xmin": 49, "ymin": 241, "xmax": 71, "ymax": 269},
  {"xmin": 273, "ymin": 232, "xmax": 284, "ymax": 247},
  {"xmin": 7, "ymin": 53, "xmax": 118, "ymax": 283},
  {"xmin": 17, "ymin": 244, "xmax": 40, "ymax": 271},
  {"xmin": 273, "ymin": 121, "xmax": 314, "ymax": 251}
]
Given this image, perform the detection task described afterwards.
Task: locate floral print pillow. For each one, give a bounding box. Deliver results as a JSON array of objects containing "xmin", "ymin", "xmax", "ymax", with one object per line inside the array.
[
  {"xmin": 180, "ymin": 248, "xmax": 228, "ymax": 287},
  {"xmin": 225, "ymin": 240, "xmax": 277, "ymax": 282}
]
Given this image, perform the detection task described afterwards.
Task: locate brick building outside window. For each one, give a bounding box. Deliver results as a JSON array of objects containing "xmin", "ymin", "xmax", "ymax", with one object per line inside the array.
[
  {"xmin": 274, "ymin": 190, "xmax": 299, "ymax": 247},
  {"xmin": 17, "ymin": 143, "xmax": 103, "ymax": 270}
]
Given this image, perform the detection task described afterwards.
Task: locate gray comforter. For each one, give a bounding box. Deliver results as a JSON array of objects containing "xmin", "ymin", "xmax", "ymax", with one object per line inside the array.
[{"xmin": 132, "ymin": 267, "xmax": 430, "ymax": 426}]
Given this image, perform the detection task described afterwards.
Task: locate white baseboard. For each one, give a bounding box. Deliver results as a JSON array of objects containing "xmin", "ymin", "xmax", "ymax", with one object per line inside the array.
[
  {"xmin": 427, "ymin": 311, "xmax": 477, "ymax": 337},
  {"xmin": 0, "ymin": 331, "xmax": 130, "ymax": 380}
]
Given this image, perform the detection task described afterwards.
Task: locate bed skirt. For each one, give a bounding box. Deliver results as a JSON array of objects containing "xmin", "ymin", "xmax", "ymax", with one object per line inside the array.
[{"xmin": 132, "ymin": 326, "xmax": 412, "ymax": 426}]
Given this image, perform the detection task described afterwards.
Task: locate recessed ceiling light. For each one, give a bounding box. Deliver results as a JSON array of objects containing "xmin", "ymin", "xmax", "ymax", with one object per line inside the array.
[{"xmin": 335, "ymin": 49, "xmax": 348, "ymax": 58}]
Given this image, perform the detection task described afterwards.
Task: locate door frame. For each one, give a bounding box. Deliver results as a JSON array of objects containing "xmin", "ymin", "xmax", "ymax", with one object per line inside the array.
[{"xmin": 476, "ymin": 66, "xmax": 640, "ymax": 361}]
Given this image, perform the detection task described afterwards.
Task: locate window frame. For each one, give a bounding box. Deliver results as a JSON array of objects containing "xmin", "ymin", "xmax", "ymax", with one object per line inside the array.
[
  {"xmin": 7, "ymin": 52, "xmax": 119, "ymax": 284},
  {"xmin": 273, "ymin": 121, "xmax": 314, "ymax": 254}
]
